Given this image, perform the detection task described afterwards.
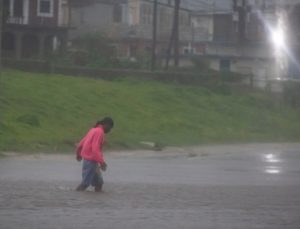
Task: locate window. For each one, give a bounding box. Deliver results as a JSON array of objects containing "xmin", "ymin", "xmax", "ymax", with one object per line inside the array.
[
  {"xmin": 113, "ymin": 4, "xmax": 122, "ymax": 23},
  {"xmin": 2, "ymin": 33, "xmax": 15, "ymax": 51},
  {"xmin": 37, "ymin": 0, "xmax": 53, "ymax": 17},
  {"xmin": 183, "ymin": 47, "xmax": 195, "ymax": 54},
  {"xmin": 179, "ymin": 12, "xmax": 189, "ymax": 27},
  {"xmin": 14, "ymin": 0, "xmax": 24, "ymax": 17},
  {"xmin": 140, "ymin": 3, "xmax": 152, "ymax": 25},
  {"xmin": 220, "ymin": 59, "xmax": 231, "ymax": 71},
  {"xmin": 80, "ymin": 9, "xmax": 85, "ymax": 24}
]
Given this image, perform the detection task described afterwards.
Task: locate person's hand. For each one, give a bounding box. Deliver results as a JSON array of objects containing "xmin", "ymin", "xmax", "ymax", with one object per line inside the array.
[
  {"xmin": 76, "ymin": 155, "xmax": 82, "ymax": 162},
  {"xmin": 100, "ymin": 162, "xmax": 107, "ymax": 171}
]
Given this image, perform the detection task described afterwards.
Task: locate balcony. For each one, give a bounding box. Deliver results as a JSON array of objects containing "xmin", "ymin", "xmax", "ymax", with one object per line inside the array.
[
  {"xmin": 5, "ymin": 15, "xmax": 69, "ymax": 28},
  {"xmin": 6, "ymin": 16, "xmax": 28, "ymax": 25}
]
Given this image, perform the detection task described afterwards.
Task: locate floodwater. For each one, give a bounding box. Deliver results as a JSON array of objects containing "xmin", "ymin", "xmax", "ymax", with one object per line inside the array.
[{"xmin": 1, "ymin": 143, "xmax": 300, "ymax": 229}]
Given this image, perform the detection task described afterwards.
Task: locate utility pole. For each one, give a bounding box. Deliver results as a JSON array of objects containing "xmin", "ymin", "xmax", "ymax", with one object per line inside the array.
[
  {"xmin": 173, "ymin": 0, "xmax": 180, "ymax": 67},
  {"xmin": 151, "ymin": 0, "xmax": 158, "ymax": 71},
  {"xmin": 165, "ymin": 19, "xmax": 175, "ymax": 70},
  {"xmin": 0, "ymin": 0, "xmax": 3, "ymax": 77},
  {"xmin": 0, "ymin": 0, "xmax": 2, "ymax": 108},
  {"xmin": 233, "ymin": 0, "xmax": 247, "ymax": 43},
  {"xmin": 165, "ymin": 0, "xmax": 180, "ymax": 70}
]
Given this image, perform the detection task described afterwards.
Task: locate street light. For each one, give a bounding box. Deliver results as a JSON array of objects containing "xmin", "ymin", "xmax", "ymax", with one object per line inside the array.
[{"xmin": 269, "ymin": 17, "xmax": 288, "ymax": 80}]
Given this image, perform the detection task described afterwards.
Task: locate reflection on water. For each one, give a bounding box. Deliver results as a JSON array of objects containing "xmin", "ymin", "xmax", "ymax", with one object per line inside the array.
[
  {"xmin": 263, "ymin": 153, "xmax": 282, "ymax": 174},
  {"xmin": 265, "ymin": 166, "xmax": 281, "ymax": 174},
  {"xmin": 264, "ymin": 153, "xmax": 281, "ymax": 163}
]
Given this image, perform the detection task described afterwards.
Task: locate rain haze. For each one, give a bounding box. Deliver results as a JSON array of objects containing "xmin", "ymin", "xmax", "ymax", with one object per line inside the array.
[{"xmin": 0, "ymin": 0, "xmax": 300, "ymax": 228}]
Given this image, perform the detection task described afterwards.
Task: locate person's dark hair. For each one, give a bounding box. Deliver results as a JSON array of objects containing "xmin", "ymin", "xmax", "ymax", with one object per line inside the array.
[{"xmin": 95, "ymin": 117, "xmax": 114, "ymax": 128}]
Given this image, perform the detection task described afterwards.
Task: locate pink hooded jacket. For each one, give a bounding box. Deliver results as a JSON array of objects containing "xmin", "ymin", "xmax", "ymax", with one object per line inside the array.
[{"xmin": 76, "ymin": 125, "xmax": 105, "ymax": 165}]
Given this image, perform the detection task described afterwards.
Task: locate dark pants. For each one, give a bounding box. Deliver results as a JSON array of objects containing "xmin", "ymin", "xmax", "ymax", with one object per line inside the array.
[{"xmin": 77, "ymin": 159, "xmax": 103, "ymax": 191}]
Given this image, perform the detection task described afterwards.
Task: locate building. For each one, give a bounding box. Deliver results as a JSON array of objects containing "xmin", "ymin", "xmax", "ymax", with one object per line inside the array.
[
  {"xmin": 1, "ymin": 0, "xmax": 70, "ymax": 60},
  {"xmin": 69, "ymin": 0, "xmax": 208, "ymax": 62},
  {"xmin": 203, "ymin": 10, "xmax": 273, "ymax": 75},
  {"xmin": 199, "ymin": 0, "xmax": 300, "ymax": 87},
  {"xmin": 69, "ymin": 0, "xmax": 300, "ymax": 83}
]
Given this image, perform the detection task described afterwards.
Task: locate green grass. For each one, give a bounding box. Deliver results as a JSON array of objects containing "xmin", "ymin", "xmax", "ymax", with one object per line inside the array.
[{"xmin": 0, "ymin": 69, "xmax": 300, "ymax": 152}]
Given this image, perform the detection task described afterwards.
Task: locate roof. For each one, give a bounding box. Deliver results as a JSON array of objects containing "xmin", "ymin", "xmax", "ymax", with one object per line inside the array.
[
  {"xmin": 181, "ymin": 0, "xmax": 232, "ymax": 11},
  {"xmin": 69, "ymin": 0, "xmax": 127, "ymax": 7},
  {"xmin": 70, "ymin": 0, "xmax": 233, "ymax": 11}
]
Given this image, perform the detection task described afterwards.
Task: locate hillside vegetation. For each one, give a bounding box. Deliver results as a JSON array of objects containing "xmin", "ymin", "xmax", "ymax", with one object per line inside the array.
[{"xmin": 0, "ymin": 69, "xmax": 300, "ymax": 152}]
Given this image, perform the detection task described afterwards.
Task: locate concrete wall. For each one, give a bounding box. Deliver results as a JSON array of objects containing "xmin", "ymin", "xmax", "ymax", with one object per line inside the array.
[
  {"xmin": 206, "ymin": 43, "xmax": 273, "ymax": 59},
  {"xmin": 208, "ymin": 57, "xmax": 275, "ymax": 89}
]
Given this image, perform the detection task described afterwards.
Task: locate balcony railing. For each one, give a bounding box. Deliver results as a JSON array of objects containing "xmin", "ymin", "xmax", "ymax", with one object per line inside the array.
[
  {"xmin": 6, "ymin": 16, "xmax": 28, "ymax": 25},
  {"xmin": 6, "ymin": 15, "xmax": 69, "ymax": 28}
]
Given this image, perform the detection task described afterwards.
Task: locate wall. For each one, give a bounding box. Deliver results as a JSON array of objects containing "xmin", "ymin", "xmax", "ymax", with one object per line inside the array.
[
  {"xmin": 206, "ymin": 43, "xmax": 273, "ymax": 59},
  {"xmin": 69, "ymin": 3, "xmax": 114, "ymax": 39},
  {"xmin": 29, "ymin": 0, "xmax": 59, "ymax": 26},
  {"xmin": 207, "ymin": 56, "xmax": 274, "ymax": 89}
]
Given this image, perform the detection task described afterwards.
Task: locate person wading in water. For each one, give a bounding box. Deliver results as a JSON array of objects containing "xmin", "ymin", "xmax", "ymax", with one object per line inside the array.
[{"xmin": 75, "ymin": 117, "xmax": 114, "ymax": 192}]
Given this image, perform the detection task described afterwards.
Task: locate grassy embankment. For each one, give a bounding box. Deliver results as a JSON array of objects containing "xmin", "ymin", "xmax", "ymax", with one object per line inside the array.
[{"xmin": 0, "ymin": 69, "xmax": 300, "ymax": 152}]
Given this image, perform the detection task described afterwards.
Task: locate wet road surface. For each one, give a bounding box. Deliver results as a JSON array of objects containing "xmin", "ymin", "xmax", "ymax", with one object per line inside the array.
[{"xmin": 0, "ymin": 143, "xmax": 300, "ymax": 229}]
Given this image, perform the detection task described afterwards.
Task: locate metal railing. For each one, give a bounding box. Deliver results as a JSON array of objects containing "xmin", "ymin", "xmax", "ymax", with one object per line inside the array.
[
  {"xmin": 6, "ymin": 16, "xmax": 69, "ymax": 27},
  {"xmin": 6, "ymin": 16, "xmax": 28, "ymax": 25}
]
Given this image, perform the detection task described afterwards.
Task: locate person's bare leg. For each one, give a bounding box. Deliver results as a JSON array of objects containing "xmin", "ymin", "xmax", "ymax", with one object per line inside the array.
[{"xmin": 76, "ymin": 183, "xmax": 88, "ymax": 191}]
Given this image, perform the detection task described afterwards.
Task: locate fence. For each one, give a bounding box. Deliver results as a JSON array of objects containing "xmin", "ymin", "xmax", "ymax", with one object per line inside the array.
[{"xmin": 2, "ymin": 58, "xmax": 245, "ymax": 85}]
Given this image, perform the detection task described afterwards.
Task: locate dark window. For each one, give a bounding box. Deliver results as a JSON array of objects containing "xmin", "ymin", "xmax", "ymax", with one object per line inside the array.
[
  {"xmin": 3, "ymin": 0, "xmax": 9, "ymax": 12},
  {"xmin": 213, "ymin": 15, "xmax": 234, "ymax": 42},
  {"xmin": 40, "ymin": 0, "xmax": 51, "ymax": 14},
  {"xmin": 3, "ymin": 0, "xmax": 10, "ymax": 20},
  {"xmin": 220, "ymin": 59, "xmax": 231, "ymax": 71},
  {"xmin": 113, "ymin": 4, "xmax": 122, "ymax": 23},
  {"xmin": 2, "ymin": 33, "xmax": 15, "ymax": 51},
  {"xmin": 80, "ymin": 9, "xmax": 85, "ymax": 24},
  {"xmin": 14, "ymin": 0, "xmax": 23, "ymax": 17}
]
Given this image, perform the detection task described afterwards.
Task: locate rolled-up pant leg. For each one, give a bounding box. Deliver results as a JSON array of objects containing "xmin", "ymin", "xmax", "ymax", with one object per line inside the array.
[
  {"xmin": 81, "ymin": 159, "xmax": 98, "ymax": 187},
  {"xmin": 92, "ymin": 165, "xmax": 103, "ymax": 190}
]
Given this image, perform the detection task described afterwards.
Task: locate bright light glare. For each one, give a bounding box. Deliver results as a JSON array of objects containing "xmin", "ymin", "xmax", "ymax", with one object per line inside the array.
[
  {"xmin": 265, "ymin": 166, "xmax": 281, "ymax": 174},
  {"xmin": 271, "ymin": 28, "xmax": 285, "ymax": 48},
  {"xmin": 264, "ymin": 153, "xmax": 280, "ymax": 163}
]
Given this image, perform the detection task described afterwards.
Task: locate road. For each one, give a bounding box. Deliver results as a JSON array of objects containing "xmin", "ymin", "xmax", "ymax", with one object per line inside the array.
[{"xmin": 0, "ymin": 143, "xmax": 300, "ymax": 229}]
